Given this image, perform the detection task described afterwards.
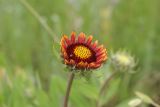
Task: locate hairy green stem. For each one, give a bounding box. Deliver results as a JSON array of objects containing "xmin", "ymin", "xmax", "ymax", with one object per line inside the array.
[
  {"xmin": 64, "ymin": 73, "xmax": 75, "ymax": 107},
  {"xmin": 97, "ymin": 71, "xmax": 118, "ymax": 107}
]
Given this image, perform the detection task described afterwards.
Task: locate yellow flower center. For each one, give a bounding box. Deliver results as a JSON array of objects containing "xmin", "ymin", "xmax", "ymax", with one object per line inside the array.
[{"xmin": 74, "ymin": 45, "xmax": 91, "ymax": 59}]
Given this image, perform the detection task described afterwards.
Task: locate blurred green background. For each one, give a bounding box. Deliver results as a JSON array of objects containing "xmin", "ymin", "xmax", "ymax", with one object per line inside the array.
[{"xmin": 0, "ymin": 0, "xmax": 160, "ymax": 107}]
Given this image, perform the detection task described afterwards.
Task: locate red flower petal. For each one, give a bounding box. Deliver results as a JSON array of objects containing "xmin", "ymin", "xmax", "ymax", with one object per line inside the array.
[
  {"xmin": 78, "ymin": 32, "xmax": 86, "ymax": 43},
  {"xmin": 71, "ymin": 32, "xmax": 76, "ymax": 43},
  {"xmin": 64, "ymin": 59, "xmax": 69, "ymax": 64},
  {"xmin": 63, "ymin": 35, "xmax": 71, "ymax": 45},
  {"xmin": 60, "ymin": 37, "xmax": 67, "ymax": 49},
  {"xmin": 86, "ymin": 35, "xmax": 93, "ymax": 45},
  {"xmin": 89, "ymin": 62, "xmax": 95, "ymax": 68},
  {"xmin": 93, "ymin": 64, "xmax": 101, "ymax": 68},
  {"xmin": 91, "ymin": 40, "xmax": 98, "ymax": 49},
  {"xmin": 103, "ymin": 56, "xmax": 107, "ymax": 61},
  {"xmin": 77, "ymin": 61, "xmax": 87, "ymax": 68},
  {"xmin": 69, "ymin": 59, "xmax": 75, "ymax": 65},
  {"xmin": 96, "ymin": 48, "xmax": 106, "ymax": 57},
  {"xmin": 95, "ymin": 45, "xmax": 104, "ymax": 52},
  {"xmin": 63, "ymin": 51, "xmax": 69, "ymax": 59},
  {"xmin": 96, "ymin": 57, "xmax": 105, "ymax": 64},
  {"xmin": 97, "ymin": 53, "xmax": 107, "ymax": 61}
]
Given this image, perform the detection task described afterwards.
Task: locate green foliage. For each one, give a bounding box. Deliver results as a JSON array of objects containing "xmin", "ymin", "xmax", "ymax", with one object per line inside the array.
[{"xmin": 0, "ymin": 0, "xmax": 160, "ymax": 106}]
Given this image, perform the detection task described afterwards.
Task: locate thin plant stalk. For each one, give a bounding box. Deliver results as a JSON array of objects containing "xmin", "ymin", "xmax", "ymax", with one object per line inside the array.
[
  {"xmin": 19, "ymin": 0, "xmax": 60, "ymax": 59},
  {"xmin": 96, "ymin": 71, "xmax": 118, "ymax": 107},
  {"xmin": 19, "ymin": 0, "xmax": 59, "ymax": 42},
  {"xmin": 64, "ymin": 73, "xmax": 75, "ymax": 107}
]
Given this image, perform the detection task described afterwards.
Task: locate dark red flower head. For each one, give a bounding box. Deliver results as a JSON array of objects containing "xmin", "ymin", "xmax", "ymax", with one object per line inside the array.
[{"xmin": 60, "ymin": 32, "xmax": 107, "ymax": 70}]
